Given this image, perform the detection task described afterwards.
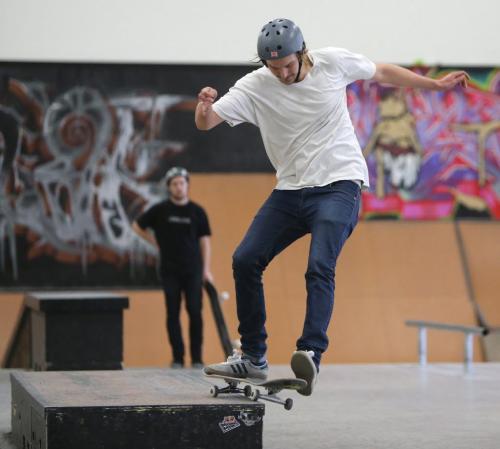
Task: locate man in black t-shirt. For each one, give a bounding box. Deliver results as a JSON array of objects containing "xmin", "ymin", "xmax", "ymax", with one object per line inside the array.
[{"xmin": 132, "ymin": 167, "xmax": 212, "ymax": 368}]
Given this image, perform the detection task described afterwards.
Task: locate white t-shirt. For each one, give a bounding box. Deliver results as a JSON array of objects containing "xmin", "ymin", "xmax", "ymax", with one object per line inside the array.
[{"xmin": 212, "ymin": 47, "xmax": 376, "ymax": 189}]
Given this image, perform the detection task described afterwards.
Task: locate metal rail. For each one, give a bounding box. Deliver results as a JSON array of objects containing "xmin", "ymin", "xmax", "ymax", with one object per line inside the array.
[{"xmin": 406, "ymin": 320, "xmax": 489, "ymax": 373}]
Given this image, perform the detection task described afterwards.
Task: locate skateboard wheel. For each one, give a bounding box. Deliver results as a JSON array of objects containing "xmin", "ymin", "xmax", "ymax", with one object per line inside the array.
[
  {"xmin": 284, "ymin": 398, "xmax": 293, "ymax": 410},
  {"xmin": 210, "ymin": 386, "xmax": 219, "ymax": 398},
  {"xmin": 249, "ymin": 389, "xmax": 260, "ymax": 401},
  {"xmin": 243, "ymin": 385, "xmax": 252, "ymax": 397}
]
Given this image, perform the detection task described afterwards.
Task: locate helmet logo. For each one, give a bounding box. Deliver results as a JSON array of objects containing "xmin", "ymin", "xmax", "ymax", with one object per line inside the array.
[{"xmin": 270, "ymin": 51, "xmax": 278, "ymax": 57}]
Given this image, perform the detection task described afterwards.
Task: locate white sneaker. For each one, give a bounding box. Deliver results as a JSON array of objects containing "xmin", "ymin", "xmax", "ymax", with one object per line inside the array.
[
  {"xmin": 291, "ymin": 350, "xmax": 318, "ymax": 396},
  {"xmin": 203, "ymin": 350, "xmax": 268, "ymax": 380}
]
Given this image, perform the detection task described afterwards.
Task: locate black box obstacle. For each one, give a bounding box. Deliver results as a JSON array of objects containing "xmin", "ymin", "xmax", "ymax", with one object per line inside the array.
[
  {"xmin": 10, "ymin": 370, "xmax": 264, "ymax": 449},
  {"xmin": 25, "ymin": 291, "xmax": 129, "ymax": 371}
]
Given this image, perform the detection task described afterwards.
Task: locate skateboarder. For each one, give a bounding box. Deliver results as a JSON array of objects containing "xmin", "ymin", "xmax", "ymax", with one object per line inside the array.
[
  {"xmin": 195, "ymin": 18, "xmax": 469, "ymax": 395},
  {"xmin": 132, "ymin": 167, "xmax": 212, "ymax": 369}
]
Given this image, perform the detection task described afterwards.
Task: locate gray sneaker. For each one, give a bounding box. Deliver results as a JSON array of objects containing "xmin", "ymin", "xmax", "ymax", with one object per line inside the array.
[
  {"xmin": 203, "ymin": 350, "xmax": 268, "ymax": 380},
  {"xmin": 291, "ymin": 350, "xmax": 318, "ymax": 396}
]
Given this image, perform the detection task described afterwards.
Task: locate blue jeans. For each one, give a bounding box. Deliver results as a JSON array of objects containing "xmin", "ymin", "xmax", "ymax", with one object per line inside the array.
[{"xmin": 232, "ymin": 180, "xmax": 361, "ymax": 369}]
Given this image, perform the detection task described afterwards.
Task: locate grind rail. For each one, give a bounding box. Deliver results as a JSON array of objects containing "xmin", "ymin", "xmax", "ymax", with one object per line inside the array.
[{"xmin": 406, "ymin": 320, "xmax": 489, "ymax": 373}]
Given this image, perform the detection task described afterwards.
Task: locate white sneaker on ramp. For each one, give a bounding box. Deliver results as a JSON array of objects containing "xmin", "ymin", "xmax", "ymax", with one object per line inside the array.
[
  {"xmin": 204, "ymin": 350, "xmax": 268, "ymax": 380},
  {"xmin": 291, "ymin": 350, "xmax": 318, "ymax": 396}
]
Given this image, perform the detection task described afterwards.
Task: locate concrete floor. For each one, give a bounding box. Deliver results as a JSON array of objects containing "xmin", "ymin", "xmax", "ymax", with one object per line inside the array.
[
  {"xmin": 1, "ymin": 363, "xmax": 499, "ymax": 449},
  {"xmin": 265, "ymin": 364, "xmax": 500, "ymax": 449}
]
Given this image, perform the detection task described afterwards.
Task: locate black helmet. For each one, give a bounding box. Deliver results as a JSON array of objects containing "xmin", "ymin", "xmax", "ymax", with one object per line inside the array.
[
  {"xmin": 257, "ymin": 18, "xmax": 304, "ymax": 61},
  {"xmin": 165, "ymin": 166, "xmax": 189, "ymax": 186}
]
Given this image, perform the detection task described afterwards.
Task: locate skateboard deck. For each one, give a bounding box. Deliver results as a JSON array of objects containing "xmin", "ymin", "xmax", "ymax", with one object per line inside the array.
[
  {"xmin": 204, "ymin": 372, "xmax": 307, "ymax": 410},
  {"xmin": 204, "ymin": 281, "xmax": 234, "ymax": 358}
]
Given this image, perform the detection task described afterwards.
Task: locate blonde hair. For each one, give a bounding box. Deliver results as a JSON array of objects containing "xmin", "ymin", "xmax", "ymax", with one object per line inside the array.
[{"xmin": 257, "ymin": 42, "xmax": 309, "ymax": 67}]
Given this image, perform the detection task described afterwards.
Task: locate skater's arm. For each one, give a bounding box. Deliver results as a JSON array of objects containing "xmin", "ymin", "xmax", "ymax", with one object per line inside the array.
[
  {"xmin": 195, "ymin": 87, "xmax": 224, "ymax": 130},
  {"xmin": 200, "ymin": 235, "xmax": 213, "ymax": 282},
  {"xmin": 132, "ymin": 221, "xmax": 157, "ymax": 248},
  {"xmin": 373, "ymin": 63, "xmax": 469, "ymax": 91}
]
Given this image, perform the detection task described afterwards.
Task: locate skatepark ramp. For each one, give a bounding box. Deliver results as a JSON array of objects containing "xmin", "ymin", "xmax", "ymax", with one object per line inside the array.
[
  {"xmin": 1, "ymin": 175, "xmax": 499, "ymax": 367},
  {"xmin": 454, "ymin": 221, "xmax": 500, "ymax": 361},
  {"xmin": 1, "ymin": 304, "xmax": 30, "ymax": 369}
]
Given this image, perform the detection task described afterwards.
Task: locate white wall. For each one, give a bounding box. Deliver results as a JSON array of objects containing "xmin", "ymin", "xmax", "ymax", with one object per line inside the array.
[{"xmin": 0, "ymin": 0, "xmax": 499, "ymax": 65}]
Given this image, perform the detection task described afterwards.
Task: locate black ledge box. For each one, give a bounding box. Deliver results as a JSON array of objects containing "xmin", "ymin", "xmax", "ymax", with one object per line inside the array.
[
  {"xmin": 10, "ymin": 370, "xmax": 264, "ymax": 449},
  {"xmin": 25, "ymin": 291, "xmax": 129, "ymax": 371}
]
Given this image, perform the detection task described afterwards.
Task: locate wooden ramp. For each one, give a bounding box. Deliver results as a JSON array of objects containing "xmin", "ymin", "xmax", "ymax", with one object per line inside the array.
[
  {"xmin": 458, "ymin": 221, "xmax": 500, "ymax": 361},
  {"xmin": 323, "ymin": 221, "xmax": 485, "ymax": 363},
  {"xmin": 1, "ymin": 304, "xmax": 30, "ymax": 369}
]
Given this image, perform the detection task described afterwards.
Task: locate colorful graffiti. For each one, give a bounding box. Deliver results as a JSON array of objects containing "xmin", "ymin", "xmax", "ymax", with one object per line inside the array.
[
  {"xmin": 349, "ymin": 67, "xmax": 500, "ymax": 219},
  {"xmin": 0, "ymin": 75, "xmax": 197, "ymax": 284}
]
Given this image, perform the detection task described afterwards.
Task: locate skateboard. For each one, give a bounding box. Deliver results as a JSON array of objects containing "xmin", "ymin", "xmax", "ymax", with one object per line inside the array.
[
  {"xmin": 204, "ymin": 281, "xmax": 234, "ymax": 358},
  {"xmin": 204, "ymin": 372, "xmax": 307, "ymax": 410}
]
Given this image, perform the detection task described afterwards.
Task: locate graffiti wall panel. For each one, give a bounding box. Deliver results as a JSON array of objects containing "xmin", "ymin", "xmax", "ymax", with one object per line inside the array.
[
  {"xmin": 0, "ymin": 63, "xmax": 267, "ymax": 287},
  {"xmin": 0, "ymin": 63, "xmax": 498, "ymax": 288},
  {"xmin": 350, "ymin": 68, "xmax": 500, "ymax": 219}
]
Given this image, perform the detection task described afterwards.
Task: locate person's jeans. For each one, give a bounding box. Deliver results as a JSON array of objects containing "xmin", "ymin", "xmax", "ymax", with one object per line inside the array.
[
  {"xmin": 162, "ymin": 270, "xmax": 203, "ymax": 364},
  {"xmin": 232, "ymin": 180, "xmax": 361, "ymax": 369}
]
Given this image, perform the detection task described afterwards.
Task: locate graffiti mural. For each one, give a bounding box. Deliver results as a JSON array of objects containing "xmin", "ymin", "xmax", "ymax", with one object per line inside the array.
[
  {"xmin": 0, "ymin": 63, "xmax": 498, "ymax": 287},
  {"xmin": 349, "ymin": 67, "xmax": 500, "ymax": 219},
  {"xmin": 0, "ymin": 80, "xmax": 197, "ymax": 286},
  {"xmin": 0, "ymin": 62, "xmax": 266, "ymax": 287}
]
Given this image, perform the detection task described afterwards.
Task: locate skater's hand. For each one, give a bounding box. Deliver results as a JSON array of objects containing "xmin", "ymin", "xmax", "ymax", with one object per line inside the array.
[
  {"xmin": 195, "ymin": 87, "xmax": 223, "ymax": 130},
  {"xmin": 435, "ymin": 71, "xmax": 470, "ymax": 91},
  {"xmin": 197, "ymin": 87, "xmax": 218, "ymax": 114}
]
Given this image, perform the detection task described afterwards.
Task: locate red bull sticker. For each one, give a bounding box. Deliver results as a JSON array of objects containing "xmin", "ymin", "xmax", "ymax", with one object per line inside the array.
[{"xmin": 219, "ymin": 415, "xmax": 241, "ymax": 434}]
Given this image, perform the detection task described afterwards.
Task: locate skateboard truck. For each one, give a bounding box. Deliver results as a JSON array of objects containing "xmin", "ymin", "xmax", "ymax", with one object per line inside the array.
[
  {"xmin": 207, "ymin": 376, "xmax": 305, "ymax": 410},
  {"xmin": 247, "ymin": 387, "xmax": 294, "ymax": 411}
]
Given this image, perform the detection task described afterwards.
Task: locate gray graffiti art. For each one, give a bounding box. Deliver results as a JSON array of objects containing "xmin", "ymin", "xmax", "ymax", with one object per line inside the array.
[{"xmin": 0, "ymin": 78, "xmax": 194, "ymax": 281}]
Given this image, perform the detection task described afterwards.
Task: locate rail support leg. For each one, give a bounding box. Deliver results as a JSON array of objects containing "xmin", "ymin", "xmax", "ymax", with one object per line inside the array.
[
  {"xmin": 418, "ymin": 327, "xmax": 427, "ymax": 366},
  {"xmin": 464, "ymin": 333, "xmax": 474, "ymax": 373}
]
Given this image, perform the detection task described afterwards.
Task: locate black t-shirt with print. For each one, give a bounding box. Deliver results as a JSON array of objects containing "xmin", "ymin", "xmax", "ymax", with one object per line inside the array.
[{"xmin": 137, "ymin": 200, "xmax": 211, "ymax": 274}]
